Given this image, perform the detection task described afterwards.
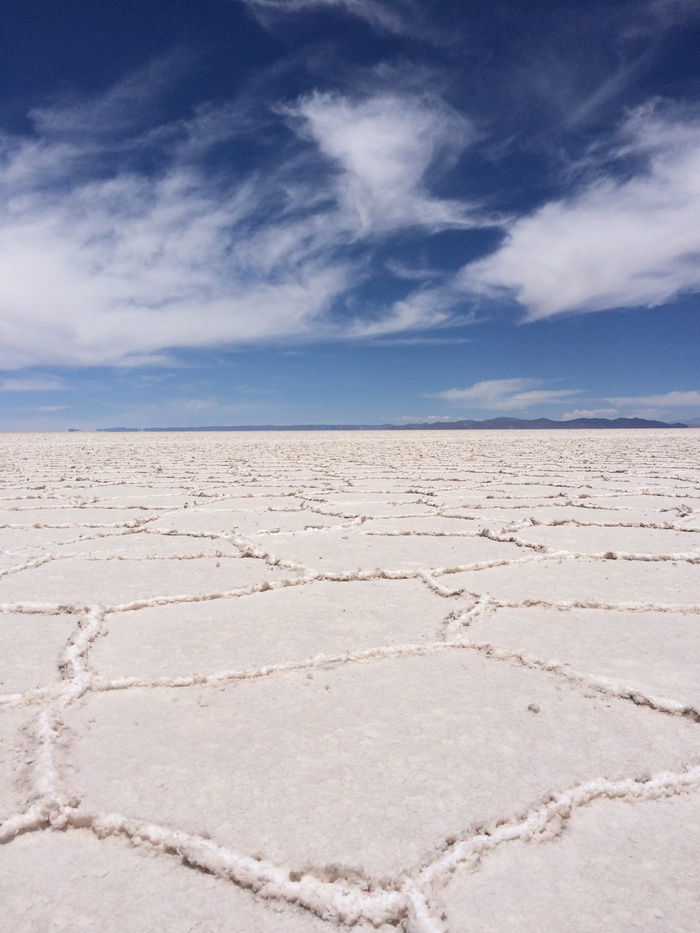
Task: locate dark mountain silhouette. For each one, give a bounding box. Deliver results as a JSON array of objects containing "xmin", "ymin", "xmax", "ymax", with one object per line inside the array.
[
  {"xmin": 96, "ymin": 417, "xmax": 687, "ymax": 432},
  {"xmin": 393, "ymin": 417, "xmax": 687, "ymax": 430}
]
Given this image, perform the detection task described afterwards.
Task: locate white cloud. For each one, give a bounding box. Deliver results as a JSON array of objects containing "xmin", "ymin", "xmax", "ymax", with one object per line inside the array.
[
  {"xmin": 392, "ymin": 414, "xmax": 456, "ymax": 423},
  {"xmin": 562, "ymin": 408, "xmax": 620, "ymax": 420},
  {"xmin": 646, "ymin": 0, "xmax": 700, "ymax": 28},
  {"xmin": 0, "ymin": 174, "xmax": 352, "ymax": 367},
  {"xmin": 605, "ymin": 390, "xmax": 700, "ymax": 408},
  {"xmin": 179, "ymin": 398, "xmax": 217, "ymax": 412},
  {"xmin": 345, "ymin": 288, "xmax": 456, "ymax": 338},
  {"xmin": 0, "ymin": 73, "xmax": 479, "ymax": 369},
  {"xmin": 344, "ymin": 278, "xmax": 479, "ymax": 340},
  {"xmin": 0, "ymin": 377, "xmax": 64, "ymax": 391},
  {"xmin": 384, "ymin": 259, "xmax": 442, "ymax": 281},
  {"xmin": 28, "ymin": 56, "xmax": 188, "ymax": 141},
  {"xmin": 430, "ymin": 378, "xmax": 580, "ymax": 410},
  {"xmin": 462, "ymin": 105, "xmax": 700, "ymax": 319},
  {"xmin": 562, "ymin": 391, "xmax": 700, "ymax": 421},
  {"xmin": 289, "ymin": 91, "xmax": 477, "ymax": 235},
  {"xmin": 238, "ymin": 0, "xmax": 416, "ymax": 36}
]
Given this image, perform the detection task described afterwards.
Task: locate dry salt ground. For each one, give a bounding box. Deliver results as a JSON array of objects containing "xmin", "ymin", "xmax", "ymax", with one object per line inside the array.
[{"xmin": 0, "ymin": 430, "xmax": 699, "ymax": 933}]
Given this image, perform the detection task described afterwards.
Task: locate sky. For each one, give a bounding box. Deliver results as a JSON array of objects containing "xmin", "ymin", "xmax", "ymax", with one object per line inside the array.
[{"xmin": 0, "ymin": 0, "xmax": 699, "ymax": 429}]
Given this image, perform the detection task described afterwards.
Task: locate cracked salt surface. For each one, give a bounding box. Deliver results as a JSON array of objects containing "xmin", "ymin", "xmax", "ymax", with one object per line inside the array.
[
  {"xmin": 250, "ymin": 527, "xmax": 525, "ymax": 573},
  {"xmin": 90, "ymin": 578, "xmax": 452, "ymax": 681},
  {"xmin": 0, "ymin": 429, "xmax": 699, "ymax": 932},
  {"xmin": 0, "ymin": 613, "xmax": 74, "ymax": 694},
  {"xmin": 0, "ymin": 555, "xmax": 290, "ymax": 605},
  {"xmin": 51, "ymin": 531, "xmax": 243, "ymax": 558},
  {"xmin": 467, "ymin": 607, "xmax": 700, "ymax": 710},
  {"xmin": 0, "ymin": 830, "xmax": 346, "ymax": 933},
  {"xmin": 513, "ymin": 522, "xmax": 700, "ymax": 555},
  {"xmin": 445, "ymin": 557, "xmax": 700, "ymax": 604},
  {"xmin": 0, "ymin": 709, "xmax": 33, "ymax": 816},
  {"xmin": 68, "ymin": 652, "xmax": 695, "ymax": 876},
  {"xmin": 440, "ymin": 792, "xmax": 700, "ymax": 932}
]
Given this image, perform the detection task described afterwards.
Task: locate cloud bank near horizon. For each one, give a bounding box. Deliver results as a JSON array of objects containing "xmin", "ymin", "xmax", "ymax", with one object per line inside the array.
[
  {"xmin": 427, "ymin": 381, "xmax": 700, "ymax": 422},
  {"xmin": 429, "ymin": 378, "xmax": 581, "ymax": 411}
]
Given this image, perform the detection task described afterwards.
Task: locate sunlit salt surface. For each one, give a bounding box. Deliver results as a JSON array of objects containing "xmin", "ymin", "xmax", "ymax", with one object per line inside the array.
[{"xmin": 0, "ymin": 430, "xmax": 699, "ymax": 932}]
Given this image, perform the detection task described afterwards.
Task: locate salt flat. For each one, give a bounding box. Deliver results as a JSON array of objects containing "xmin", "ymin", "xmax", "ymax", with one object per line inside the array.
[{"xmin": 0, "ymin": 430, "xmax": 698, "ymax": 932}]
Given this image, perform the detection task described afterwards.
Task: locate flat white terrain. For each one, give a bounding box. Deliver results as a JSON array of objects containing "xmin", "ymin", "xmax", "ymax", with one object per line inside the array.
[{"xmin": 0, "ymin": 429, "xmax": 698, "ymax": 932}]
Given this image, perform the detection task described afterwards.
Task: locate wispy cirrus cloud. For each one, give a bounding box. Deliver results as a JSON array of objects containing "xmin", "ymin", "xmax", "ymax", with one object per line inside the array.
[
  {"xmin": 391, "ymin": 414, "xmax": 456, "ymax": 423},
  {"xmin": 604, "ymin": 390, "xmax": 700, "ymax": 408},
  {"xmin": 429, "ymin": 378, "xmax": 580, "ymax": 410},
  {"xmin": 237, "ymin": 0, "xmax": 420, "ymax": 37},
  {"xmin": 4, "ymin": 23, "xmax": 695, "ymax": 380},
  {"xmin": 0, "ymin": 376, "xmax": 65, "ymax": 392},
  {"xmin": 562, "ymin": 391, "xmax": 700, "ymax": 421},
  {"xmin": 27, "ymin": 55, "xmax": 191, "ymax": 141},
  {"xmin": 461, "ymin": 104, "xmax": 700, "ymax": 320},
  {"xmin": 639, "ymin": 0, "xmax": 700, "ymax": 31},
  {"xmin": 561, "ymin": 408, "xmax": 620, "ymax": 421},
  {"xmin": 287, "ymin": 91, "xmax": 477, "ymax": 235},
  {"xmin": 179, "ymin": 398, "xmax": 218, "ymax": 412},
  {"xmin": 0, "ymin": 69, "xmax": 482, "ymax": 370}
]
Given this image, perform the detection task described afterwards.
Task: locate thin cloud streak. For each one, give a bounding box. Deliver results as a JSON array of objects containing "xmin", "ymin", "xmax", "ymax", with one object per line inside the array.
[
  {"xmin": 562, "ymin": 391, "xmax": 700, "ymax": 421},
  {"xmin": 429, "ymin": 378, "xmax": 580, "ymax": 411},
  {"xmin": 564, "ymin": 44, "xmax": 659, "ymax": 129},
  {"xmin": 561, "ymin": 408, "xmax": 620, "ymax": 420},
  {"xmin": 0, "ymin": 377, "xmax": 65, "ymax": 392},
  {"xmin": 392, "ymin": 414, "xmax": 456, "ymax": 423},
  {"xmin": 237, "ymin": 0, "xmax": 420, "ymax": 37},
  {"xmin": 605, "ymin": 390, "xmax": 700, "ymax": 407}
]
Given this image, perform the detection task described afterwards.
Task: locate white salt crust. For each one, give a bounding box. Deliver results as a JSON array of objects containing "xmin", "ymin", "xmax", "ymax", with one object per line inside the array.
[
  {"xmin": 467, "ymin": 606, "xmax": 700, "ymax": 709},
  {"xmin": 89, "ymin": 577, "xmax": 454, "ymax": 681},
  {"xmin": 0, "ymin": 612, "xmax": 75, "ymax": 694},
  {"xmin": 0, "ymin": 708, "xmax": 34, "ymax": 818},
  {"xmin": 0, "ymin": 829, "xmax": 348, "ymax": 933},
  {"xmin": 439, "ymin": 792, "xmax": 700, "ymax": 932},
  {"xmin": 67, "ymin": 652, "xmax": 696, "ymax": 875},
  {"xmin": 0, "ymin": 429, "xmax": 699, "ymax": 932}
]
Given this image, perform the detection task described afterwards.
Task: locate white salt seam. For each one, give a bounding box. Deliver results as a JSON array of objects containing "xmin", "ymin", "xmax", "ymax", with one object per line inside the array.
[
  {"xmin": 85, "ymin": 634, "xmax": 700, "ymax": 722},
  {"xmin": 2, "ymin": 767, "xmax": 697, "ymax": 931},
  {"xmin": 417, "ymin": 766, "xmax": 700, "ymax": 892}
]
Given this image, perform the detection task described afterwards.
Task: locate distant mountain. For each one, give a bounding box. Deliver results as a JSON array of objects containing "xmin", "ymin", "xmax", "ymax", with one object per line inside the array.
[
  {"xmin": 392, "ymin": 416, "xmax": 688, "ymax": 430},
  {"xmin": 99, "ymin": 424, "xmax": 380, "ymax": 432},
  {"xmin": 96, "ymin": 417, "xmax": 687, "ymax": 432}
]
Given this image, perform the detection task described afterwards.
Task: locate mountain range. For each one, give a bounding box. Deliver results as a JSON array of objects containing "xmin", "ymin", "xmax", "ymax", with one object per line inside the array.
[{"xmin": 95, "ymin": 417, "xmax": 689, "ymax": 432}]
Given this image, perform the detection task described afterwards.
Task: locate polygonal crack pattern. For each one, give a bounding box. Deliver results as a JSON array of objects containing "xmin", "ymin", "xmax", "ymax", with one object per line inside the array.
[{"xmin": 1, "ymin": 430, "xmax": 699, "ymax": 932}]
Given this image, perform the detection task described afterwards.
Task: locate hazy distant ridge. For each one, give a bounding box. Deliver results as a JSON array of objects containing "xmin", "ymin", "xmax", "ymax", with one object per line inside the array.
[
  {"xmin": 391, "ymin": 417, "xmax": 688, "ymax": 430},
  {"xmin": 96, "ymin": 417, "xmax": 688, "ymax": 432}
]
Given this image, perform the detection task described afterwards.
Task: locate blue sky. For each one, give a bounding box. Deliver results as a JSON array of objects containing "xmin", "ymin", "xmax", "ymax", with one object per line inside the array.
[{"xmin": 1, "ymin": 0, "xmax": 699, "ymax": 429}]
